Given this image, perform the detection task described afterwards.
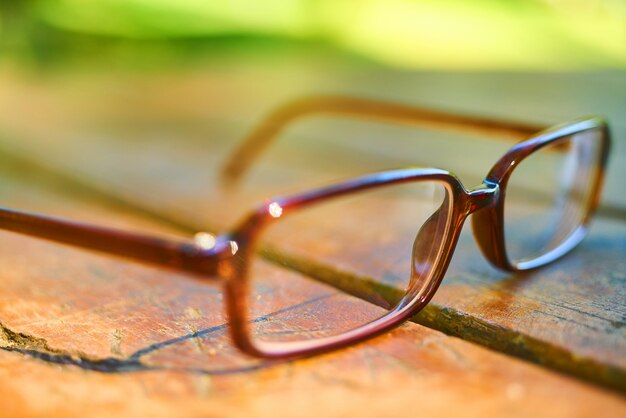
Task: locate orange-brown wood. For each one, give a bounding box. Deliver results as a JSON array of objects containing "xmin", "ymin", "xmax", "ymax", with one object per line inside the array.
[
  {"xmin": 0, "ymin": 67, "xmax": 624, "ymax": 416},
  {"xmin": 0, "ymin": 177, "xmax": 625, "ymax": 418}
]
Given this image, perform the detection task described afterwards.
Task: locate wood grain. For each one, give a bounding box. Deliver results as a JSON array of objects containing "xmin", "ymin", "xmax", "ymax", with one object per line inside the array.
[
  {"xmin": 0, "ymin": 65, "xmax": 624, "ymax": 415},
  {"xmin": 0, "ymin": 177, "xmax": 625, "ymax": 418}
]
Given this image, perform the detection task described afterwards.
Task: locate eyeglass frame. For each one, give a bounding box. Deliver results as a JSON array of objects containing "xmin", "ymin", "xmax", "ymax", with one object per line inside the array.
[{"xmin": 0, "ymin": 96, "xmax": 610, "ymax": 359}]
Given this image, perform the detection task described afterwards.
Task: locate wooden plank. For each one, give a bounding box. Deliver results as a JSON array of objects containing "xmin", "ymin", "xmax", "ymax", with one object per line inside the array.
[
  {"xmin": 0, "ymin": 68, "xmax": 624, "ymax": 391},
  {"xmin": 251, "ymin": 198, "xmax": 626, "ymax": 390},
  {"xmin": 0, "ymin": 175, "xmax": 625, "ymax": 418},
  {"xmin": 0, "ymin": 68, "xmax": 624, "ymax": 212}
]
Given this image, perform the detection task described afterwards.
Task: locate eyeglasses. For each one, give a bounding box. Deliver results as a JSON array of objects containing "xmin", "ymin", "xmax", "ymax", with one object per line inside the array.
[{"xmin": 0, "ymin": 96, "xmax": 610, "ymax": 359}]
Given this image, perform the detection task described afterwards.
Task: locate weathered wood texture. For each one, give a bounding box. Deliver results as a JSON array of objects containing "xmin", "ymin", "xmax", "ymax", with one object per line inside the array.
[
  {"xmin": 0, "ymin": 178, "xmax": 624, "ymax": 418},
  {"xmin": 0, "ymin": 65, "xmax": 624, "ymax": 417}
]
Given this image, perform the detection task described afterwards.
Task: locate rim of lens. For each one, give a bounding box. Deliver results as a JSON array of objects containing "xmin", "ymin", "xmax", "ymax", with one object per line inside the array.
[
  {"xmin": 244, "ymin": 178, "xmax": 456, "ymax": 355},
  {"xmin": 504, "ymin": 126, "xmax": 604, "ymax": 270}
]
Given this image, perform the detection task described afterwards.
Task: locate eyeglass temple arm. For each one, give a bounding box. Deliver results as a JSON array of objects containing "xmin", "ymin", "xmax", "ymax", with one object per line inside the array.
[
  {"xmin": 220, "ymin": 95, "xmax": 548, "ymax": 185},
  {"xmin": 0, "ymin": 207, "xmax": 224, "ymax": 278}
]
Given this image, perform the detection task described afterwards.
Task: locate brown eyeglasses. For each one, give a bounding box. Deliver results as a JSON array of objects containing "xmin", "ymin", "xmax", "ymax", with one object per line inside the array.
[{"xmin": 0, "ymin": 96, "xmax": 610, "ymax": 359}]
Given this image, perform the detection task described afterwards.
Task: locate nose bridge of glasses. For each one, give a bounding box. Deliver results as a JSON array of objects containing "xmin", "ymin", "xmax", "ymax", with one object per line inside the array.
[
  {"xmin": 465, "ymin": 181, "xmax": 500, "ymax": 215},
  {"xmin": 405, "ymin": 181, "xmax": 500, "ymax": 302},
  {"xmin": 467, "ymin": 181, "xmax": 513, "ymax": 271}
]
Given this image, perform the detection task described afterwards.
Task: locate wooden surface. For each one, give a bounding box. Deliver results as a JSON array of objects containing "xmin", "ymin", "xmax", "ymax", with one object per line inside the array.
[{"xmin": 0, "ymin": 61, "xmax": 624, "ymax": 418}]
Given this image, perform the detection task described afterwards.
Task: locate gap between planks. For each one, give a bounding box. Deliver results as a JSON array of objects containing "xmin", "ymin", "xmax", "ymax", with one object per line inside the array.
[{"xmin": 0, "ymin": 139, "xmax": 624, "ymax": 395}]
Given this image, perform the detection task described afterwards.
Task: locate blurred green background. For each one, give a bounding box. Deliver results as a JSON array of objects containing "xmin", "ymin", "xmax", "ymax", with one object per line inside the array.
[
  {"xmin": 1, "ymin": 0, "xmax": 625, "ymax": 70},
  {"xmin": 0, "ymin": 0, "xmax": 624, "ymax": 223}
]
